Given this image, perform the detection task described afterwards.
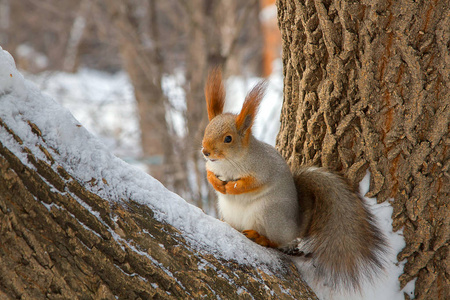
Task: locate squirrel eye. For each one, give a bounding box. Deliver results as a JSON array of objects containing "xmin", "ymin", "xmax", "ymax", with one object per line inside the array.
[{"xmin": 224, "ymin": 135, "xmax": 232, "ymax": 143}]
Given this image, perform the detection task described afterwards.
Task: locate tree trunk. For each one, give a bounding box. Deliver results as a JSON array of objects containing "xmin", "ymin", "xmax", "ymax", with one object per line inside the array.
[
  {"xmin": 276, "ymin": 1, "xmax": 449, "ymax": 299},
  {"xmin": 0, "ymin": 62, "xmax": 317, "ymax": 298}
]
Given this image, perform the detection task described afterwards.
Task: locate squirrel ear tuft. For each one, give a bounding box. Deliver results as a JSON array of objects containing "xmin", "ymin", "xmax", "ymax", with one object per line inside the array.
[
  {"xmin": 236, "ymin": 80, "xmax": 267, "ymax": 134},
  {"xmin": 205, "ymin": 68, "xmax": 226, "ymax": 121}
]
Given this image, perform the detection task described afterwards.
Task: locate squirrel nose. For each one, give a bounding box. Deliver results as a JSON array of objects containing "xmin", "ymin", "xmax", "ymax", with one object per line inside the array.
[{"xmin": 202, "ymin": 148, "xmax": 210, "ymax": 157}]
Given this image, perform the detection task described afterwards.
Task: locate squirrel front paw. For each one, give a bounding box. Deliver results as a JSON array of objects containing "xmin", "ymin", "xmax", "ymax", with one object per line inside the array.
[
  {"xmin": 242, "ymin": 230, "xmax": 278, "ymax": 248},
  {"xmin": 224, "ymin": 176, "xmax": 262, "ymax": 195},
  {"xmin": 207, "ymin": 170, "xmax": 227, "ymax": 194}
]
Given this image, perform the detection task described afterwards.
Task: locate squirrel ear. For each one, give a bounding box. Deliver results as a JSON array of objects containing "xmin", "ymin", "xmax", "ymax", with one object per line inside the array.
[
  {"xmin": 205, "ymin": 68, "xmax": 225, "ymax": 121},
  {"xmin": 236, "ymin": 80, "xmax": 267, "ymax": 134}
]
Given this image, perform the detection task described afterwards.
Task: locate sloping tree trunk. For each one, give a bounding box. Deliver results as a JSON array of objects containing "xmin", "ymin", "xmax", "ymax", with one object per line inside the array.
[
  {"xmin": 276, "ymin": 1, "xmax": 449, "ymax": 299},
  {"xmin": 0, "ymin": 63, "xmax": 317, "ymax": 298}
]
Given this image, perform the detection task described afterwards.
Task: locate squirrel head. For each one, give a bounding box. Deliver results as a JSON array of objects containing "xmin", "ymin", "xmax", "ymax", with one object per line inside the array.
[{"xmin": 201, "ymin": 68, "xmax": 266, "ymax": 163}]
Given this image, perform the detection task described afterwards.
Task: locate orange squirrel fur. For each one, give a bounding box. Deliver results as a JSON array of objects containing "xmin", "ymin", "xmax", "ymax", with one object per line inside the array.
[{"xmin": 201, "ymin": 69, "xmax": 387, "ymax": 292}]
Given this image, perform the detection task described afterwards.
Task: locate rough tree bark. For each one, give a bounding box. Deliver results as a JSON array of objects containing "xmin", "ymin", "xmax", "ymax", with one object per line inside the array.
[
  {"xmin": 276, "ymin": 1, "xmax": 449, "ymax": 299},
  {"xmin": 0, "ymin": 88, "xmax": 317, "ymax": 298}
]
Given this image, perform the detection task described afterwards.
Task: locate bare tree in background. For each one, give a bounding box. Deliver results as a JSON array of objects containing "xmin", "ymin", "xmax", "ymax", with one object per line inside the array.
[
  {"xmin": 63, "ymin": 0, "xmax": 91, "ymax": 72},
  {"xmin": 99, "ymin": 0, "xmax": 175, "ymax": 186},
  {"xmin": 1, "ymin": 0, "xmax": 122, "ymax": 72},
  {"xmin": 2, "ymin": 0, "xmax": 75, "ymax": 71}
]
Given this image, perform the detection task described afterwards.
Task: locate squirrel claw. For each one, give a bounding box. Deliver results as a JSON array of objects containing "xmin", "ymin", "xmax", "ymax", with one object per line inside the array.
[
  {"xmin": 242, "ymin": 230, "xmax": 278, "ymax": 248},
  {"xmin": 279, "ymin": 245, "xmax": 313, "ymax": 258},
  {"xmin": 207, "ymin": 170, "xmax": 227, "ymax": 193}
]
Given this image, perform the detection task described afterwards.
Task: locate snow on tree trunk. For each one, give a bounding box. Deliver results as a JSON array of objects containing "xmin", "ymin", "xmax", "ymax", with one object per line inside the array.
[
  {"xmin": 0, "ymin": 49, "xmax": 317, "ymax": 299},
  {"xmin": 276, "ymin": 1, "xmax": 450, "ymax": 299}
]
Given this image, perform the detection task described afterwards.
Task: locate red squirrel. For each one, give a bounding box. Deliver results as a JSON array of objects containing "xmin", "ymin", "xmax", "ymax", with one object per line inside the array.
[{"xmin": 202, "ymin": 69, "xmax": 387, "ymax": 291}]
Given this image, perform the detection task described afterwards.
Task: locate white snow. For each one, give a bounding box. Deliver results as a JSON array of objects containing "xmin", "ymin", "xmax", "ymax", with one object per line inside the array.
[
  {"xmin": 356, "ymin": 172, "xmax": 415, "ymax": 300},
  {"xmin": 0, "ymin": 47, "xmax": 414, "ymax": 298}
]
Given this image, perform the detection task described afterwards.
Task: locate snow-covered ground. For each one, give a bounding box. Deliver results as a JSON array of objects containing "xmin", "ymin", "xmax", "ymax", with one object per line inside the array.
[{"xmin": 0, "ymin": 47, "xmax": 415, "ymax": 299}]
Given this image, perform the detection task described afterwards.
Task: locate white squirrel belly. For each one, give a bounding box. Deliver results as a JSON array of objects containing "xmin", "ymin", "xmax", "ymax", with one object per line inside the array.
[{"xmin": 217, "ymin": 193, "xmax": 264, "ymax": 232}]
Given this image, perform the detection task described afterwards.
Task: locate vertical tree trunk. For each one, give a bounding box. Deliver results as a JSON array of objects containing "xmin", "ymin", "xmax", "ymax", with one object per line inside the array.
[{"xmin": 276, "ymin": 1, "xmax": 449, "ymax": 299}]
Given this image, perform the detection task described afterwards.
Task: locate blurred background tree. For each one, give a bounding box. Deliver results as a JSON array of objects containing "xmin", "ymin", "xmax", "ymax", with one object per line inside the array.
[{"xmin": 0, "ymin": 0, "xmax": 282, "ymax": 214}]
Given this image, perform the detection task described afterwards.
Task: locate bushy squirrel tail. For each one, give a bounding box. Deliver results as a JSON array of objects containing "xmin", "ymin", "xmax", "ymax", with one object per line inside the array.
[{"xmin": 282, "ymin": 167, "xmax": 388, "ymax": 291}]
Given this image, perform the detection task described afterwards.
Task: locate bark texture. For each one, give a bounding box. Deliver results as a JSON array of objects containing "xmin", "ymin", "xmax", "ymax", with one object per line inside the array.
[
  {"xmin": 0, "ymin": 118, "xmax": 317, "ymax": 299},
  {"xmin": 276, "ymin": 1, "xmax": 449, "ymax": 299}
]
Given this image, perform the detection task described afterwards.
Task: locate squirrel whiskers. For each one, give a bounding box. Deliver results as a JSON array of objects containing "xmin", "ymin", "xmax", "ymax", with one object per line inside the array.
[{"xmin": 202, "ymin": 68, "xmax": 388, "ymax": 292}]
